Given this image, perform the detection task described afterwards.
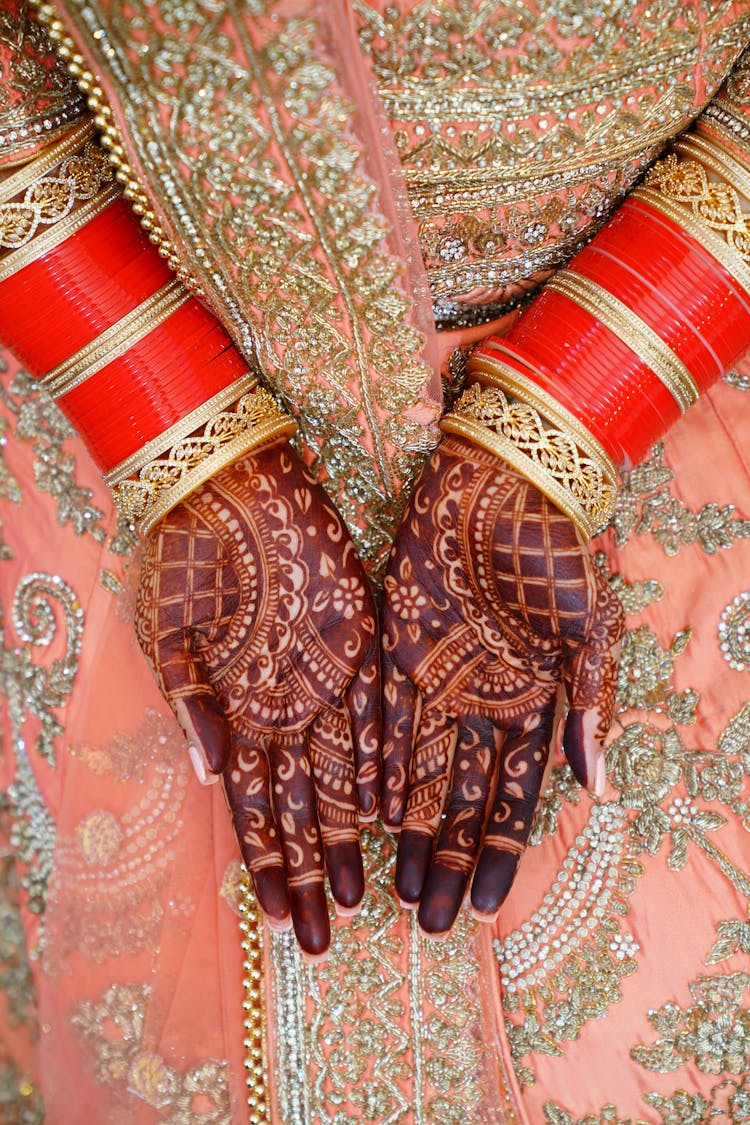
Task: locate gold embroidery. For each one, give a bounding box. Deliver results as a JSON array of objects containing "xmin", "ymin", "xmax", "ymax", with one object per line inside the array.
[
  {"xmin": 56, "ymin": 710, "xmax": 190, "ymax": 964},
  {"xmin": 356, "ymin": 0, "xmax": 750, "ymax": 325},
  {"xmin": 613, "ymin": 443, "xmax": 750, "ymax": 556},
  {"xmin": 0, "ymin": 0, "xmax": 85, "ymax": 165},
  {"xmin": 718, "ymin": 591, "xmax": 750, "ymax": 671},
  {"xmin": 631, "ymin": 972, "xmax": 750, "ymax": 1075},
  {"xmin": 35, "ymin": 0, "xmax": 440, "ymax": 575},
  {"xmin": 71, "ymin": 983, "xmax": 231, "ymax": 1121},
  {"xmin": 270, "ymin": 827, "xmax": 496, "ymax": 1124}
]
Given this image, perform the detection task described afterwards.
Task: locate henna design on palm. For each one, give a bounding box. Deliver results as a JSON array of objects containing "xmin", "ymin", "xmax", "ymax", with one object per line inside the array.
[
  {"xmin": 135, "ymin": 443, "xmax": 380, "ymax": 956},
  {"xmin": 382, "ymin": 434, "xmax": 623, "ymax": 936}
]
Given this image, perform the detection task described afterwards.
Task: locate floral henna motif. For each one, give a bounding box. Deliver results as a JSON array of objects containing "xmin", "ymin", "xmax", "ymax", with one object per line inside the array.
[
  {"xmin": 382, "ymin": 434, "xmax": 623, "ymax": 935},
  {"xmin": 135, "ymin": 443, "xmax": 379, "ymax": 955}
]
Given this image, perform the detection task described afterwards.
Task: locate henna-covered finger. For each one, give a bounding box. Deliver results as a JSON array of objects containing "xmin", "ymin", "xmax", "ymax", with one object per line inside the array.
[
  {"xmin": 223, "ymin": 734, "xmax": 290, "ymax": 928},
  {"xmin": 561, "ymin": 564, "xmax": 624, "ymax": 795},
  {"xmin": 345, "ymin": 640, "xmax": 381, "ymax": 821},
  {"xmin": 381, "ymin": 646, "xmax": 420, "ymax": 829},
  {"xmin": 269, "ymin": 731, "xmax": 330, "ymax": 957},
  {"xmin": 470, "ymin": 708, "xmax": 554, "ymax": 918},
  {"xmin": 308, "ymin": 704, "xmax": 364, "ymax": 912},
  {"xmin": 417, "ymin": 716, "xmax": 502, "ymax": 936},
  {"xmin": 394, "ymin": 711, "xmax": 457, "ymax": 905}
]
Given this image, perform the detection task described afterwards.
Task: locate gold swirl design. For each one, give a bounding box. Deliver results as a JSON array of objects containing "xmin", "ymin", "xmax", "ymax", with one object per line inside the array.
[
  {"xmin": 110, "ymin": 384, "xmax": 297, "ymax": 535},
  {"xmin": 442, "ymin": 382, "xmax": 617, "ymax": 539}
]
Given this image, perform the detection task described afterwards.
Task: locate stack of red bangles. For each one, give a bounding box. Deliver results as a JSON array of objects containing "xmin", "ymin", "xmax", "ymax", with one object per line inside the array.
[
  {"xmin": 443, "ymin": 117, "xmax": 750, "ymax": 539},
  {"xmin": 0, "ymin": 117, "xmax": 295, "ymax": 534}
]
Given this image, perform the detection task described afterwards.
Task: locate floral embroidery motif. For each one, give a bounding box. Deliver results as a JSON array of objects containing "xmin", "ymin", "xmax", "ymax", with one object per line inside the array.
[
  {"xmin": 71, "ymin": 983, "xmax": 231, "ymax": 1122},
  {"xmin": 718, "ymin": 591, "xmax": 750, "ymax": 672},
  {"xmin": 356, "ymin": 0, "xmax": 750, "ymax": 326},
  {"xmin": 1, "ymin": 572, "xmax": 83, "ymax": 921},
  {"xmin": 55, "ymin": 710, "xmax": 189, "ymax": 964},
  {"xmin": 0, "ymin": 832, "xmax": 38, "ymax": 1031},
  {"xmin": 0, "ymin": 360, "xmax": 137, "ymax": 552},
  {"xmin": 631, "ymin": 973, "xmax": 750, "ymax": 1075},
  {"xmin": 0, "ymin": 1059, "xmax": 44, "ymax": 1125},
  {"xmin": 613, "ymin": 443, "xmax": 750, "ymax": 556}
]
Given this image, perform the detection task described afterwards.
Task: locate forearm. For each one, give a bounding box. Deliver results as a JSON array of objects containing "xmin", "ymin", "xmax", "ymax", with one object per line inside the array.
[
  {"xmin": 0, "ymin": 95, "xmax": 294, "ymax": 535},
  {"xmin": 443, "ymin": 71, "xmax": 750, "ymax": 540}
]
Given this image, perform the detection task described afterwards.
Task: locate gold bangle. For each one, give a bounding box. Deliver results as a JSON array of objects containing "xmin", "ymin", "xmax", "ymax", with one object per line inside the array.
[
  {"xmin": 441, "ymin": 382, "xmax": 618, "ymax": 539},
  {"xmin": 43, "ymin": 280, "xmax": 189, "ymax": 398},
  {"xmin": 683, "ymin": 131, "xmax": 750, "ymax": 198},
  {"xmin": 545, "ymin": 270, "xmax": 699, "ymax": 413},
  {"xmin": 0, "ymin": 118, "xmax": 97, "ymax": 205},
  {"xmin": 633, "ymin": 185, "xmax": 750, "ymax": 298},
  {"xmin": 110, "ymin": 384, "xmax": 297, "ymax": 535},
  {"xmin": 0, "ymin": 181, "xmax": 122, "ymax": 284},
  {"xmin": 467, "ymin": 344, "xmax": 618, "ymax": 477}
]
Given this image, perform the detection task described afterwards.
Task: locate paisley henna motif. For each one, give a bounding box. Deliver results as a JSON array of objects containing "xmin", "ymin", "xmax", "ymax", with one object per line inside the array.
[
  {"xmin": 382, "ymin": 434, "xmax": 623, "ymax": 936},
  {"xmin": 135, "ymin": 443, "xmax": 379, "ymax": 955}
]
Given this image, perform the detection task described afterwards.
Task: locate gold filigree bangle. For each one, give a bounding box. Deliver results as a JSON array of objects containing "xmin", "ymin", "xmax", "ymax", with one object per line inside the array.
[
  {"xmin": 441, "ymin": 381, "xmax": 617, "ymax": 539},
  {"xmin": 0, "ymin": 116, "xmax": 96, "ymax": 204},
  {"xmin": 545, "ymin": 270, "xmax": 699, "ymax": 413},
  {"xmin": 110, "ymin": 382, "xmax": 297, "ymax": 535},
  {"xmin": 0, "ymin": 181, "xmax": 121, "ymax": 284}
]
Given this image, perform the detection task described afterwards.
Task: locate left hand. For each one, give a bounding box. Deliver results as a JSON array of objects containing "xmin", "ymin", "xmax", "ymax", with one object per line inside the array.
[{"xmin": 381, "ymin": 434, "xmax": 623, "ymax": 936}]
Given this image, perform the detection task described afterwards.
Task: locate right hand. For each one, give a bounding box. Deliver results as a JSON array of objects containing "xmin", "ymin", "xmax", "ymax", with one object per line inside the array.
[{"xmin": 134, "ymin": 442, "xmax": 380, "ymax": 956}]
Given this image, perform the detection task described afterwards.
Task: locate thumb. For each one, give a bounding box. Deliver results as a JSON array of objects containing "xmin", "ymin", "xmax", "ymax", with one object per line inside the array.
[
  {"xmin": 145, "ymin": 629, "xmax": 232, "ymax": 784},
  {"xmin": 562, "ymin": 579, "xmax": 624, "ymax": 798}
]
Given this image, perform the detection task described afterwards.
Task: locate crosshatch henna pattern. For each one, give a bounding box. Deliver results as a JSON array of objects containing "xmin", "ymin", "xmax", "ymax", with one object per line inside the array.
[
  {"xmin": 135, "ymin": 443, "xmax": 380, "ymax": 956},
  {"xmin": 382, "ymin": 434, "xmax": 624, "ymax": 936}
]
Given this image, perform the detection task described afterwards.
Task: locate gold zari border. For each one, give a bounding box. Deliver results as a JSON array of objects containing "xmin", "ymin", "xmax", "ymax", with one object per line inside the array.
[
  {"xmin": 44, "ymin": 280, "xmax": 189, "ymax": 398},
  {"xmin": 111, "ymin": 384, "xmax": 297, "ymax": 535},
  {"xmin": 0, "ymin": 181, "xmax": 121, "ymax": 283},
  {"xmin": 546, "ymin": 270, "xmax": 699, "ymax": 413},
  {"xmin": 441, "ymin": 382, "xmax": 617, "ymax": 539}
]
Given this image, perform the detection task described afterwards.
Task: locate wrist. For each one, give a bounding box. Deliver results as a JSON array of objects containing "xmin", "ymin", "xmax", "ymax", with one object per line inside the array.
[{"xmin": 0, "ymin": 119, "xmax": 296, "ymax": 535}]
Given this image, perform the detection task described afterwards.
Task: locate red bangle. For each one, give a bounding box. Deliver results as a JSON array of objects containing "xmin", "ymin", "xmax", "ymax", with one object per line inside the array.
[{"xmin": 0, "ymin": 197, "xmax": 173, "ymax": 371}]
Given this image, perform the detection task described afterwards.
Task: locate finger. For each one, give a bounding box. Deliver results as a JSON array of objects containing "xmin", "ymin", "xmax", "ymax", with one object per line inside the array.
[
  {"xmin": 417, "ymin": 716, "xmax": 502, "ymax": 936},
  {"xmin": 271, "ymin": 731, "xmax": 330, "ymax": 958},
  {"xmin": 562, "ymin": 567, "xmax": 624, "ymax": 796},
  {"xmin": 148, "ymin": 630, "xmax": 231, "ymax": 780},
  {"xmin": 381, "ymin": 648, "xmax": 420, "ymax": 829},
  {"xmin": 223, "ymin": 734, "xmax": 290, "ymax": 929},
  {"xmin": 394, "ymin": 712, "xmax": 457, "ymax": 905},
  {"xmin": 470, "ymin": 707, "xmax": 554, "ymax": 919},
  {"xmin": 308, "ymin": 704, "xmax": 364, "ymax": 912},
  {"xmin": 345, "ymin": 641, "xmax": 381, "ymax": 821}
]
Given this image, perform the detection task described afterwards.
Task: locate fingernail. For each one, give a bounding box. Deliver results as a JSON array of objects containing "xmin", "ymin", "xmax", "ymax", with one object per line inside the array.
[
  {"xmin": 188, "ymin": 743, "xmax": 218, "ymax": 786},
  {"xmin": 300, "ymin": 948, "xmax": 329, "ymax": 965},
  {"xmin": 470, "ymin": 906, "xmax": 500, "ymax": 925},
  {"xmin": 594, "ymin": 753, "xmax": 606, "ymax": 800}
]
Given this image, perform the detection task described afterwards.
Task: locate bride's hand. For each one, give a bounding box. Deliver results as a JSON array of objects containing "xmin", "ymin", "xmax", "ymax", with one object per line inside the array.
[
  {"xmin": 381, "ymin": 434, "xmax": 623, "ymax": 936},
  {"xmin": 135, "ymin": 442, "xmax": 380, "ymax": 957}
]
